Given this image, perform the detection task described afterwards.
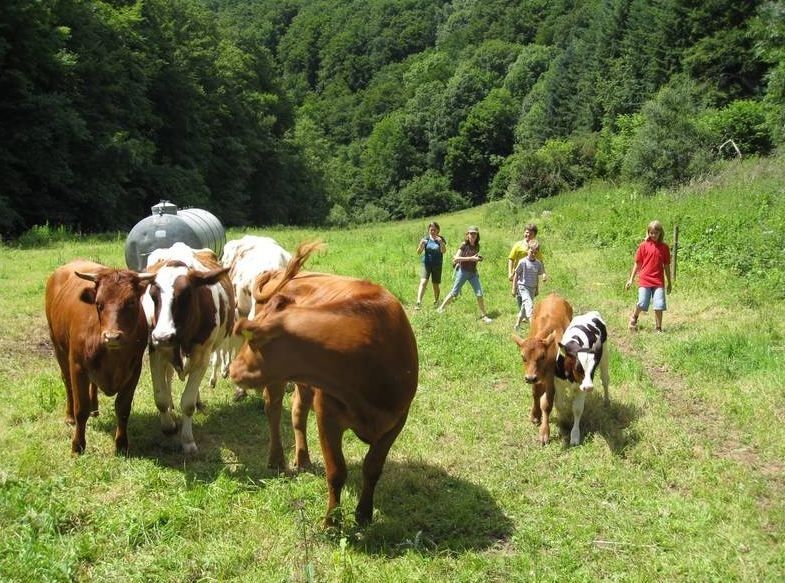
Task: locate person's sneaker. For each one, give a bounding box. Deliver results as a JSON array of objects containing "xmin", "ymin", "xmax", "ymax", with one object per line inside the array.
[
  {"xmin": 414, "ymin": 303, "xmax": 421, "ymax": 311},
  {"xmin": 432, "ymin": 300, "xmax": 439, "ymax": 308},
  {"xmin": 481, "ymin": 316, "xmax": 493, "ymax": 324},
  {"xmin": 628, "ymin": 317, "xmax": 638, "ymax": 331},
  {"xmin": 436, "ymin": 307, "xmax": 444, "ymax": 314},
  {"xmin": 655, "ymin": 327, "xmax": 663, "ymax": 333}
]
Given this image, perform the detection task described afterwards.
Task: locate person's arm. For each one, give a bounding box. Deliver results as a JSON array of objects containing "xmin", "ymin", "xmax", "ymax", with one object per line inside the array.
[
  {"xmin": 417, "ymin": 239, "xmax": 426, "ymax": 255},
  {"xmin": 540, "ymin": 261, "xmax": 547, "ymax": 282},
  {"xmin": 625, "ymin": 262, "xmax": 639, "ymax": 290},
  {"xmin": 507, "ymin": 258, "xmax": 515, "ymax": 280},
  {"xmin": 437, "ymin": 237, "xmax": 446, "ymax": 254},
  {"xmin": 512, "ymin": 267, "xmax": 519, "ymax": 295}
]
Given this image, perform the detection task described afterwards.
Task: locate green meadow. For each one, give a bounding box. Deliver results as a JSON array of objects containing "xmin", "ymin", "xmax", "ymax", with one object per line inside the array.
[{"xmin": 1, "ymin": 155, "xmax": 783, "ymax": 582}]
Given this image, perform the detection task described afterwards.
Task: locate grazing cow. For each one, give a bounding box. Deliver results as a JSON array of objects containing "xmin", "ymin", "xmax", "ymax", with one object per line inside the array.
[
  {"xmin": 45, "ymin": 261, "xmax": 153, "ymax": 454},
  {"xmin": 208, "ymin": 236, "xmax": 292, "ymax": 397},
  {"xmin": 512, "ymin": 293, "xmax": 573, "ymax": 445},
  {"xmin": 555, "ymin": 312, "xmax": 610, "ymax": 445},
  {"xmin": 229, "ymin": 242, "xmax": 418, "ymax": 526},
  {"xmin": 143, "ymin": 243, "xmax": 234, "ymax": 454}
]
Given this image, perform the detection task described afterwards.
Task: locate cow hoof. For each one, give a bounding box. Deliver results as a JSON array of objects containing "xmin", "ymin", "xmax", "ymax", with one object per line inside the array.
[
  {"xmin": 530, "ymin": 416, "xmax": 541, "ymax": 425},
  {"xmin": 65, "ymin": 416, "xmax": 76, "ymax": 426},
  {"xmin": 182, "ymin": 441, "xmax": 198, "ymax": 456},
  {"xmin": 195, "ymin": 400, "xmax": 206, "ymax": 412},
  {"xmin": 161, "ymin": 424, "xmax": 178, "ymax": 436},
  {"xmin": 294, "ymin": 453, "xmax": 312, "ymax": 470},
  {"xmin": 90, "ymin": 410, "xmax": 100, "ymax": 417},
  {"xmin": 232, "ymin": 388, "xmax": 248, "ymax": 402}
]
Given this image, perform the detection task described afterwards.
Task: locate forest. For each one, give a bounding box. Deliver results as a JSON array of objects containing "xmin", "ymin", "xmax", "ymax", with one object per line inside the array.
[{"xmin": 1, "ymin": 0, "xmax": 783, "ymax": 238}]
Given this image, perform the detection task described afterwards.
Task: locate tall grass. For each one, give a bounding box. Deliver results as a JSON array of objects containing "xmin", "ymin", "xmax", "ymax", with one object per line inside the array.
[{"xmin": 0, "ymin": 155, "xmax": 783, "ymax": 581}]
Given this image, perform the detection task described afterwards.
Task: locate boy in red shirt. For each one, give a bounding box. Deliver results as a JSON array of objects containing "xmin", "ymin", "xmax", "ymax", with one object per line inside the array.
[{"xmin": 625, "ymin": 220, "xmax": 672, "ymax": 332}]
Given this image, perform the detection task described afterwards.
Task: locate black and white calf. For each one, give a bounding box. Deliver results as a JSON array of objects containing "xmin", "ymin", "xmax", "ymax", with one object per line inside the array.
[{"xmin": 554, "ymin": 311, "xmax": 610, "ymax": 445}]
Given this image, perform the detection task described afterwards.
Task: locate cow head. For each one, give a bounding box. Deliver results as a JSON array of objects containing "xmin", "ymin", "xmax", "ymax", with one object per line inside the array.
[
  {"xmin": 146, "ymin": 262, "xmax": 229, "ymax": 347},
  {"xmin": 76, "ymin": 269, "xmax": 154, "ymax": 349},
  {"xmin": 512, "ymin": 330, "xmax": 559, "ymax": 384},
  {"xmin": 558, "ymin": 338, "xmax": 602, "ymax": 391}
]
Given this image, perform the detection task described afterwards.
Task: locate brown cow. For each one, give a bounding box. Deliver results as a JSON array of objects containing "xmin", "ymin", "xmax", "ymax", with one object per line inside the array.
[
  {"xmin": 229, "ymin": 242, "xmax": 418, "ymax": 527},
  {"xmin": 45, "ymin": 260, "xmax": 153, "ymax": 454},
  {"xmin": 512, "ymin": 293, "xmax": 573, "ymax": 445}
]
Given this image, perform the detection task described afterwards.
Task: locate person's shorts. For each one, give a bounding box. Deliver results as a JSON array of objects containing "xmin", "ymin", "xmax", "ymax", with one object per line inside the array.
[
  {"xmin": 449, "ymin": 268, "xmax": 483, "ymax": 297},
  {"xmin": 421, "ymin": 262, "xmax": 443, "ymax": 284},
  {"xmin": 637, "ymin": 286, "xmax": 666, "ymax": 311}
]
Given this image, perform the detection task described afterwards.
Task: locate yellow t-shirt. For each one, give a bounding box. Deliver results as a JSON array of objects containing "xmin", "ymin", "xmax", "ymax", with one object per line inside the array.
[{"xmin": 508, "ymin": 239, "xmax": 543, "ymax": 267}]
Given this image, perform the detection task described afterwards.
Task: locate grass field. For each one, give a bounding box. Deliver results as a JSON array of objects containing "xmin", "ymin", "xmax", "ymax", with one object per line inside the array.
[{"xmin": 1, "ymin": 155, "xmax": 784, "ymax": 581}]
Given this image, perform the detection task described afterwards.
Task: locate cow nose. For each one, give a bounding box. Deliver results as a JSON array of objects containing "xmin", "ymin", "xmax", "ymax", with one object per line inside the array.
[
  {"xmin": 580, "ymin": 382, "xmax": 594, "ymax": 392},
  {"xmin": 525, "ymin": 375, "xmax": 537, "ymax": 384},
  {"xmin": 102, "ymin": 331, "xmax": 122, "ymax": 346},
  {"xmin": 152, "ymin": 332, "xmax": 175, "ymax": 346}
]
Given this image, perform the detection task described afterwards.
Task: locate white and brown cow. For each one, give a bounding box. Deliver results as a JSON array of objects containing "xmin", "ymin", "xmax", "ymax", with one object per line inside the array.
[
  {"xmin": 209, "ymin": 235, "xmax": 292, "ymax": 396},
  {"xmin": 555, "ymin": 311, "xmax": 610, "ymax": 445},
  {"xmin": 143, "ymin": 243, "xmax": 233, "ymax": 454},
  {"xmin": 230, "ymin": 242, "xmax": 418, "ymax": 526},
  {"xmin": 45, "ymin": 261, "xmax": 154, "ymax": 454}
]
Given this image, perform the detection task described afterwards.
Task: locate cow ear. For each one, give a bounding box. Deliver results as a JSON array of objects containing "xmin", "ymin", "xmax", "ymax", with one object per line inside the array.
[
  {"xmin": 80, "ymin": 287, "xmax": 97, "ymax": 304},
  {"xmin": 75, "ymin": 270, "xmax": 98, "ymax": 283},
  {"xmin": 558, "ymin": 342, "xmax": 567, "ymax": 357},
  {"xmin": 590, "ymin": 338, "xmax": 602, "ymax": 353},
  {"xmin": 511, "ymin": 334, "xmax": 526, "ymax": 347},
  {"xmin": 269, "ymin": 294, "xmax": 294, "ymax": 312},
  {"xmin": 192, "ymin": 267, "xmax": 229, "ymax": 286}
]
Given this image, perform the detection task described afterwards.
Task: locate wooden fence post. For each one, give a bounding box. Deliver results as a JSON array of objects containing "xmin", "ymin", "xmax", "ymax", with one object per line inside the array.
[{"xmin": 672, "ymin": 224, "xmax": 679, "ymax": 281}]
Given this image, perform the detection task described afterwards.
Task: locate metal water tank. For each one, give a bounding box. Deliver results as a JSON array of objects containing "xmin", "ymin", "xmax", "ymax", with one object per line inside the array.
[{"xmin": 124, "ymin": 201, "xmax": 226, "ymax": 270}]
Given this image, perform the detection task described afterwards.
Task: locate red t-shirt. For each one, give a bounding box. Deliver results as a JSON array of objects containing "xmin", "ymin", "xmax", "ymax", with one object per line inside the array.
[{"xmin": 635, "ymin": 239, "xmax": 670, "ymax": 288}]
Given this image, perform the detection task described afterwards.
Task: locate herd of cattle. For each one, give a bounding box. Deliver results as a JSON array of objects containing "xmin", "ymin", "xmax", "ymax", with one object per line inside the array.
[{"xmin": 44, "ymin": 235, "xmax": 608, "ymax": 525}]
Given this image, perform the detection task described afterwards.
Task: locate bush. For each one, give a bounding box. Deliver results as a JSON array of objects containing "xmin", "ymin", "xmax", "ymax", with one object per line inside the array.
[
  {"xmin": 698, "ymin": 100, "xmax": 774, "ymax": 158},
  {"xmin": 16, "ymin": 223, "xmax": 74, "ymax": 248},
  {"xmin": 622, "ymin": 80, "xmax": 715, "ymax": 192},
  {"xmin": 397, "ymin": 171, "xmax": 468, "ymax": 218}
]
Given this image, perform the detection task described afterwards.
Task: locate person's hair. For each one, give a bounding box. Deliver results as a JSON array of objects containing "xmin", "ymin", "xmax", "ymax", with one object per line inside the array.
[
  {"xmin": 464, "ymin": 230, "xmax": 481, "ymax": 248},
  {"xmin": 525, "ymin": 223, "xmax": 538, "ymax": 235},
  {"xmin": 647, "ymin": 220, "xmax": 664, "ymax": 242},
  {"xmin": 428, "ymin": 221, "xmax": 440, "ymax": 232},
  {"xmin": 528, "ymin": 240, "xmax": 539, "ymax": 252}
]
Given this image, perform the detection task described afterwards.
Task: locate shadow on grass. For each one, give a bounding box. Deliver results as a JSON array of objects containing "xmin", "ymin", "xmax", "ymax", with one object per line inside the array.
[
  {"xmin": 92, "ymin": 395, "xmax": 512, "ymax": 555},
  {"xmin": 555, "ymin": 391, "xmax": 642, "ymax": 454}
]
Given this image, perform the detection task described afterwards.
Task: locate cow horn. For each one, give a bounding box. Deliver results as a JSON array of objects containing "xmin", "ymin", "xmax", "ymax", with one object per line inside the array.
[{"xmin": 138, "ymin": 272, "xmax": 155, "ymax": 282}]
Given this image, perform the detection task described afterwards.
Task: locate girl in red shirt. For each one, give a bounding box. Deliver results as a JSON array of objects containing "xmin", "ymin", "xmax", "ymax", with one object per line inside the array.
[{"xmin": 625, "ymin": 220, "xmax": 672, "ymax": 332}]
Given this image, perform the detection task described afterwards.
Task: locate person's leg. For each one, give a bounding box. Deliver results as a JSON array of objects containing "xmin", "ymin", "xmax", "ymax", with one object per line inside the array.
[
  {"xmin": 653, "ymin": 287, "xmax": 666, "ymax": 331},
  {"xmin": 438, "ymin": 270, "xmax": 464, "ymax": 312},
  {"xmin": 630, "ymin": 287, "xmax": 651, "ymax": 329},
  {"xmin": 521, "ymin": 287, "xmax": 534, "ymax": 321},
  {"xmin": 431, "ymin": 264, "xmax": 442, "ymax": 306},
  {"xmin": 468, "ymin": 275, "xmax": 490, "ymax": 320},
  {"xmin": 432, "ymin": 282, "xmax": 440, "ymax": 305},
  {"xmin": 416, "ymin": 278, "xmax": 427, "ymax": 308}
]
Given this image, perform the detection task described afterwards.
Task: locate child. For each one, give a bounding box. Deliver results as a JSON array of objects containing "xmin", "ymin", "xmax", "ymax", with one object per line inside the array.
[
  {"xmin": 507, "ymin": 223, "xmax": 543, "ymax": 310},
  {"xmin": 414, "ymin": 221, "xmax": 446, "ymax": 310},
  {"xmin": 437, "ymin": 226, "xmax": 492, "ymax": 323},
  {"xmin": 512, "ymin": 241, "xmax": 547, "ymax": 329},
  {"xmin": 625, "ymin": 220, "xmax": 672, "ymax": 332}
]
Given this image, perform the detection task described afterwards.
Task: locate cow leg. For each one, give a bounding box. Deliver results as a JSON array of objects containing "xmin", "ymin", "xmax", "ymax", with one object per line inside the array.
[
  {"xmin": 179, "ymin": 365, "xmax": 207, "ymax": 455},
  {"xmin": 69, "ymin": 364, "xmax": 91, "ymax": 454},
  {"xmin": 291, "ymin": 384, "xmax": 313, "ymax": 469},
  {"xmin": 263, "ymin": 383, "xmax": 286, "ymax": 469},
  {"xmin": 599, "ymin": 350, "xmax": 610, "ymax": 406},
  {"xmin": 356, "ymin": 411, "xmax": 409, "ymax": 526},
  {"xmin": 89, "ymin": 382, "xmax": 100, "ymax": 417},
  {"xmin": 570, "ymin": 391, "xmax": 586, "ymax": 446},
  {"xmin": 208, "ymin": 350, "xmax": 219, "ymax": 388},
  {"xmin": 530, "ymin": 385, "xmax": 542, "ymax": 425},
  {"xmin": 539, "ymin": 384, "xmax": 554, "ymax": 445},
  {"xmin": 54, "ymin": 347, "xmax": 76, "ymax": 425},
  {"xmin": 315, "ymin": 394, "xmax": 347, "ymax": 528},
  {"xmin": 150, "ymin": 349, "xmax": 177, "ymax": 435},
  {"xmin": 113, "ymin": 385, "xmax": 135, "ymax": 454}
]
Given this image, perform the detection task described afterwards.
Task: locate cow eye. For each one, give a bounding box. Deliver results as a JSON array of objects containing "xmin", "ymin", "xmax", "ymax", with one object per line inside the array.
[{"xmin": 96, "ymin": 302, "xmax": 104, "ymax": 313}]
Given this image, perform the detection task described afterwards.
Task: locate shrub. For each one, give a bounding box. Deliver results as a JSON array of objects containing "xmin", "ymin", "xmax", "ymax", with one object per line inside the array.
[
  {"xmin": 397, "ymin": 171, "xmax": 468, "ymax": 218},
  {"xmin": 698, "ymin": 100, "xmax": 774, "ymax": 158},
  {"xmin": 622, "ymin": 80, "xmax": 715, "ymax": 192}
]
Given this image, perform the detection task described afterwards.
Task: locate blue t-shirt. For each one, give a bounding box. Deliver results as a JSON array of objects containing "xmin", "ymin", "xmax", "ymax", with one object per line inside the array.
[{"xmin": 422, "ymin": 237, "xmax": 445, "ymax": 266}]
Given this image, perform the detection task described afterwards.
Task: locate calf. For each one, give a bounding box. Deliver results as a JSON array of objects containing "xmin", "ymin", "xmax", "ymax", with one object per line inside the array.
[
  {"xmin": 555, "ymin": 312, "xmax": 610, "ymax": 445},
  {"xmin": 230, "ymin": 242, "xmax": 418, "ymax": 526},
  {"xmin": 512, "ymin": 293, "xmax": 573, "ymax": 445},
  {"xmin": 45, "ymin": 261, "xmax": 153, "ymax": 453},
  {"xmin": 143, "ymin": 243, "xmax": 234, "ymax": 454}
]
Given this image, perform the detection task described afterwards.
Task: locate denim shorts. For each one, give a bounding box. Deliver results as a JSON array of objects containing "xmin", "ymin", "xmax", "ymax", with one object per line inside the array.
[
  {"xmin": 637, "ymin": 286, "xmax": 666, "ymax": 311},
  {"xmin": 449, "ymin": 268, "xmax": 484, "ymax": 297}
]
